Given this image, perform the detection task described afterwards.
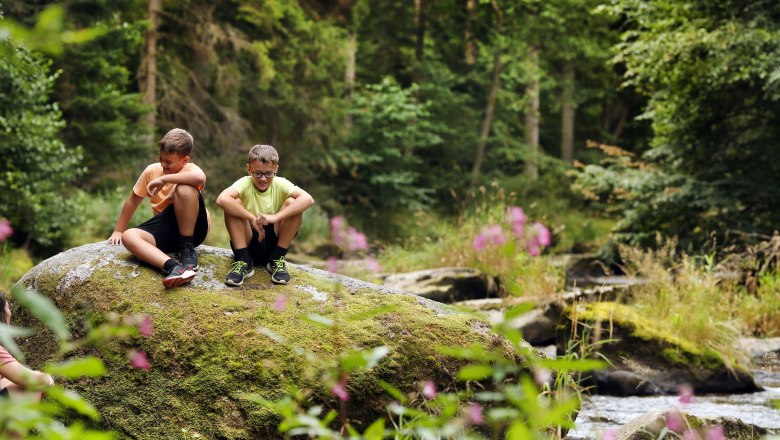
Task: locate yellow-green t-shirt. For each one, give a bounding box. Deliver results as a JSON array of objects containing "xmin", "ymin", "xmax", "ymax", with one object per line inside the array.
[{"xmin": 229, "ymin": 176, "xmax": 298, "ymax": 215}]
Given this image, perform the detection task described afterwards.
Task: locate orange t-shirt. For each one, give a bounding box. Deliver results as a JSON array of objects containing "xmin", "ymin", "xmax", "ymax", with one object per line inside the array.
[
  {"xmin": 0, "ymin": 345, "xmax": 17, "ymax": 382},
  {"xmin": 132, "ymin": 163, "xmax": 206, "ymax": 215}
]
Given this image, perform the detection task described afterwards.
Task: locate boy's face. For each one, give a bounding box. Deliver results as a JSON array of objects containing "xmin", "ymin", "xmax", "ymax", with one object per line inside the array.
[
  {"xmin": 247, "ymin": 159, "xmax": 278, "ymax": 192},
  {"xmin": 159, "ymin": 151, "xmax": 190, "ymax": 175}
]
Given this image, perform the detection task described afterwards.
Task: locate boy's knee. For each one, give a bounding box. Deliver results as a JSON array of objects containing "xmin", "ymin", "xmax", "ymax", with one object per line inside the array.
[{"xmin": 174, "ymin": 184, "xmax": 198, "ymax": 199}]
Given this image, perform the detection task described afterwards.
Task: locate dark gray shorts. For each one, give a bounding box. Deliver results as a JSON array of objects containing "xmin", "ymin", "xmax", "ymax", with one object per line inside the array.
[{"xmin": 135, "ymin": 192, "xmax": 208, "ymax": 253}]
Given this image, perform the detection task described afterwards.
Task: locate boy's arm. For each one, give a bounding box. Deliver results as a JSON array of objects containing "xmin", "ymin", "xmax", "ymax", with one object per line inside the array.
[
  {"xmin": 107, "ymin": 192, "xmax": 144, "ymax": 244},
  {"xmin": 0, "ymin": 360, "xmax": 55, "ymax": 389},
  {"xmin": 259, "ymin": 188, "xmax": 315, "ymax": 225},
  {"xmin": 147, "ymin": 168, "xmax": 206, "ymax": 196},
  {"xmin": 216, "ymin": 187, "xmax": 265, "ymax": 238}
]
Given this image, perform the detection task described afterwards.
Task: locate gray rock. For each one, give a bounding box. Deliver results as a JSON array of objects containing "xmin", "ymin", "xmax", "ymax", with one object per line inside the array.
[
  {"xmin": 615, "ymin": 409, "xmax": 767, "ymax": 440},
  {"xmin": 382, "ymin": 267, "xmax": 500, "ymax": 303}
]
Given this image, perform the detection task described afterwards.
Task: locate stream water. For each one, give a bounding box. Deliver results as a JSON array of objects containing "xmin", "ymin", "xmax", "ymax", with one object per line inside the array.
[{"xmin": 567, "ymin": 369, "xmax": 780, "ymax": 439}]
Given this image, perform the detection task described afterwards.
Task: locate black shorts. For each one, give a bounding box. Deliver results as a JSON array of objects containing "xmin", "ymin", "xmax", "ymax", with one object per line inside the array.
[
  {"xmin": 231, "ymin": 224, "xmax": 278, "ymax": 267},
  {"xmin": 135, "ymin": 192, "xmax": 209, "ymax": 253}
]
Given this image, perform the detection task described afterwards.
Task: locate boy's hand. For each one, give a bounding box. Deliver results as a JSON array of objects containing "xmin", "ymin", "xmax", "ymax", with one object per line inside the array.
[
  {"xmin": 107, "ymin": 231, "xmax": 123, "ymax": 245},
  {"xmin": 258, "ymin": 213, "xmax": 280, "ymax": 225},
  {"xmin": 147, "ymin": 177, "xmax": 166, "ymax": 196},
  {"xmin": 252, "ymin": 217, "xmax": 266, "ymax": 241}
]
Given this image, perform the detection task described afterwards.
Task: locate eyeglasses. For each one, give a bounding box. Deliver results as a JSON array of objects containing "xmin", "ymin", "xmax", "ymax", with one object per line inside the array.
[{"xmin": 251, "ymin": 171, "xmax": 276, "ymax": 179}]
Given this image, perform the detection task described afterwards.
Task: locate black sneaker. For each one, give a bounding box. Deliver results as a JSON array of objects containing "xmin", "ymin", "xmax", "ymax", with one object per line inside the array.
[
  {"xmin": 225, "ymin": 261, "xmax": 254, "ymax": 287},
  {"xmin": 179, "ymin": 242, "xmax": 199, "ymax": 271},
  {"xmin": 266, "ymin": 256, "xmax": 290, "ymax": 284},
  {"xmin": 163, "ymin": 263, "xmax": 196, "ymax": 288}
]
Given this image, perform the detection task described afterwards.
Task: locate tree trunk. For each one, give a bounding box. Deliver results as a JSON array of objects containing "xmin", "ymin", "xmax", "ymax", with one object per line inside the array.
[
  {"xmin": 471, "ymin": 1, "xmax": 503, "ymax": 182},
  {"xmin": 140, "ymin": 0, "xmax": 161, "ymax": 136},
  {"xmin": 344, "ymin": 31, "xmax": 357, "ymax": 127},
  {"xmin": 524, "ymin": 47, "xmax": 540, "ymax": 180},
  {"xmin": 465, "ymin": 0, "xmax": 477, "ymax": 65},
  {"xmin": 413, "ymin": 0, "xmax": 425, "ymax": 84},
  {"xmin": 560, "ymin": 61, "xmax": 575, "ymax": 163}
]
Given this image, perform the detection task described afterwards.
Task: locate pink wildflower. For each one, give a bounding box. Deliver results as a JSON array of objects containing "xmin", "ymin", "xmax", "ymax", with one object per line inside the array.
[
  {"xmin": 272, "ymin": 294, "xmax": 287, "ymax": 312},
  {"xmin": 600, "ymin": 429, "xmax": 616, "ymax": 440},
  {"xmin": 327, "ymin": 257, "xmax": 339, "ymax": 273},
  {"xmin": 330, "ymin": 216, "xmax": 346, "ymax": 247},
  {"xmin": 486, "ymin": 224, "xmax": 506, "ymax": 246},
  {"xmin": 464, "ymin": 403, "xmax": 484, "ymax": 425},
  {"xmin": 364, "ymin": 256, "xmax": 381, "ymax": 273},
  {"xmin": 0, "ymin": 219, "xmax": 12, "ymax": 243},
  {"xmin": 533, "ymin": 222, "xmax": 551, "ymax": 247},
  {"xmin": 683, "ymin": 430, "xmax": 700, "ymax": 440},
  {"xmin": 347, "ymin": 227, "xmax": 368, "ymax": 251},
  {"xmin": 129, "ymin": 350, "xmax": 151, "ymax": 370},
  {"xmin": 472, "ymin": 233, "xmax": 488, "ymax": 251},
  {"xmin": 506, "ymin": 206, "xmax": 527, "ymax": 225},
  {"xmin": 705, "ymin": 425, "xmax": 725, "ymax": 440},
  {"xmin": 332, "ymin": 379, "xmax": 349, "ymax": 402},
  {"xmin": 526, "ymin": 238, "xmax": 541, "ymax": 257},
  {"xmin": 678, "ymin": 383, "xmax": 694, "ymax": 405},
  {"xmin": 138, "ymin": 315, "xmax": 153, "ymax": 337},
  {"xmin": 421, "ymin": 380, "xmax": 436, "ymax": 399},
  {"xmin": 665, "ymin": 410, "xmax": 685, "ymax": 433},
  {"xmin": 511, "ymin": 221, "xmax": 524, "ymax": 238}
]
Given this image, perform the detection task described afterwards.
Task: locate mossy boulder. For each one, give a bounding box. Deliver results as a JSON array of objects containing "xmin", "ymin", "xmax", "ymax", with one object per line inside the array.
[
  {"xmin": 16, "ymin": 243, "xmax": 529, "ymax": 439},
  {"xmin": 559, "ymin": 302, "xmax": 759, "ymax": 395},
  {"xmin": 614, "ymin": 409, "xmax": 767, "ymax": 440}
]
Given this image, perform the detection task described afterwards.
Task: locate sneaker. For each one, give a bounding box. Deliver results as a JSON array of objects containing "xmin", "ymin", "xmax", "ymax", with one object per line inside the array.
[
  {"xmin": 266, "ymin": 256, "xmax": 290, "ymax": 284},
  {"xmin": 225, "ymin": 260, "xmax": 254, "ymax": 287},
  {"xmin": 179, "ymin": 242, "xmax": 199, "ymax": 271},
  {"xmin": 163, "ymin": 263, "xmax": 196, "ymax": 288}
]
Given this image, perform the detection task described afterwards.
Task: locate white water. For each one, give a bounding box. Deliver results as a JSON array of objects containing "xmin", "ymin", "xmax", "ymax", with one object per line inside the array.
[{"xmin": 567, "ymin": 370, "xmax": 780, "ymax": 439}]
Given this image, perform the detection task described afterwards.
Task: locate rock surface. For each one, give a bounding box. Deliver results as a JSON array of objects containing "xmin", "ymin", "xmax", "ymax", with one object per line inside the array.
[
  {"xmin": 614, "ymin": 409, "xmax": 768, "ymax": 440},
  {"xmin": 16, "ymin": 243, "xmax": 527, "ymax": 439},
  {"xmin": 560, "ymin": 302, "xmax": 760, "ymax": 396},
  {"xmin": 382, "ymin": 267, "xmax": 500, "ymax": 303}
]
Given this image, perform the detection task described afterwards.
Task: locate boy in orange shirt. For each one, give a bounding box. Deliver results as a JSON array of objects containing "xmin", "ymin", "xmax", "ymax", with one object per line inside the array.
[{"xmin": 108, "ymin": 128, "xmax": 210, "ymax": 287}]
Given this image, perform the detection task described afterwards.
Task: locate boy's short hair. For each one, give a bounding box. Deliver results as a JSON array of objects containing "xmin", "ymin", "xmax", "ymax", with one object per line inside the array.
[
  {"xmin": 248, "ymin": 144, "xmax": 279, "ymax": 165},
  {"xmin": 158, "ymin": 128, "xmax": 194, "ymax": 157}
]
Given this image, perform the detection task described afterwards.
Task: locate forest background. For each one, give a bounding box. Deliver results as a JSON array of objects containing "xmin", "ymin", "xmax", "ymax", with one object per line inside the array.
[{"xmin": 1, "ymin": 0, "xmax": 779, "ymax": 279}]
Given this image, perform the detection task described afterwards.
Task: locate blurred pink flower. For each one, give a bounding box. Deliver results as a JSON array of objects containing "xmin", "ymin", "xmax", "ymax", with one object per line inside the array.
[
  {"xmin": 473, "ymin": 233, "xmax": 488, "ymax": 251},
  {"xmin": 421, "ymin": 380, "xmax": 436, "ymax": 399},
  {"xmin": 683, "ymin": 430, "xmax": 700, "ymax": 440},
  {"xmin": 705, "ymin": 425, "xmax": 725, "ymax": 440},
  {"xmin": 506, "ymin": 206, "xmax": 527, "ymax": 225},
  {"xmin": 332, "ymin": 379, "xmax": 349, "ymax": 402},
  {"xmin": 526, "ymin": 241, "xmax": 541, "ymax": 257},
  {"xmin": 138, "ymin": 316, "xmax": 153, "ymax": 337},
  {"xmin": 327, "ymin": 257, "xmax": 339, "ymax": 273},
  {"xmin": 678, "ymin": 383, "xmax": 694, "ymax": 405},
  {"xmin": 486, "ymin": 224, "xmax": 506, "ymax": 246},
  {"xmin": 600, "ymin": 429, "xmax": 616, "ymax": 440},
  {"xmin": 129, "ymin": 350, "xmax": 151, "ymax": 370},
  {"xmin": 464, "ymin": 403, "xmax": 484, "ymax": 425},
  {"xmin": 272, "ymin": 294, "xmax": 287, "ymax": 312},
  {"xmin": 365, "ymin": 256, "xmax": 381, "ymax": 273},
  {"xmin": 511, "ymin": 221, "xmax": 524, "ymax": 238},
  {"xmin": 665, "ymin": 410, "xmax": 685, "ymax": 433},
  {"xmin": 533, "ymin": 222, "xmax": 551, "ymax": 247},
  {"xmin": 0, "ymin": 219, "xmax": 12, "ymax": 243},
  {"xmin": 348, "ymin": 227, "xmax": 368, "ymax": 251},
  {"xmin": 330, "ymin": 216, "xmax": 346, "ymax": 247}
]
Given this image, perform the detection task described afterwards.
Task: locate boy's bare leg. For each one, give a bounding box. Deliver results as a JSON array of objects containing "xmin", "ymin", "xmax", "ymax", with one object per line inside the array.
[
  {"xmin": 274, "ymin": 197, "xmax": 302, "ymax": 248},
  {"xmin": 122, "ymin": 229, "xmax": 170, "ymax": 270},
  {"xmin": 173, "ymin": 184, "xmax": 199, "ymax": 236},
  {"xmin": 224, "ymin": 212, "xmax": 253, "ymax": 249}
]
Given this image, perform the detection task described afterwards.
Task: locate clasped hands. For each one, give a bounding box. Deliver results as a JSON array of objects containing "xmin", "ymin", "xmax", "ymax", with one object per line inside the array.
[{"xmin": 250, "ymin": 213, "xmax": 279, "ymax": 241}]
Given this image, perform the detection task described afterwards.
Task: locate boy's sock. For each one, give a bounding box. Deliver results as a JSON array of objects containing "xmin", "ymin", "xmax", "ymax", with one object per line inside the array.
[
  {"xmin": 234, "ymin": 247, "xmax": 252, "ymax": 265},
  {"xmin": 270, "ymin": 246, "xmax": 288, "ymax": 262},
  {"xmin": 178, "ymin": 235, "xmax": 199, "ymax": 271},
  {"xmin": 163, "ymin": 258, "xmax": 177, "ymax": 275}
]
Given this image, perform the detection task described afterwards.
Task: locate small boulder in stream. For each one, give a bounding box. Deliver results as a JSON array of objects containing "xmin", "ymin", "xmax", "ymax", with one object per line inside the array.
[
  {"xmin": 614, "ymin": 409, "xmax": 767, "ymax": 440},
  {"xmin": 382, "ymin": 267, "xmax": 500, "ymax": 303}
]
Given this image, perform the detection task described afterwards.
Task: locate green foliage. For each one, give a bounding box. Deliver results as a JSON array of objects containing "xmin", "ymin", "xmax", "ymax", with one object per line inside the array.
[
  {"xmin": 0, "ymin": 42, "xmax": 84, "ymax": 252},
  {"xmin": 318, "ymin": 78, "xmax": 442, "ymax": 236},
  {"xmin": 579, "ymin": 0, "xmax": 780, "ymax": 248}
]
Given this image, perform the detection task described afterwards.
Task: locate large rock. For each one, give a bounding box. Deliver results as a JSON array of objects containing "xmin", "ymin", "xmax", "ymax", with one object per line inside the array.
[
  {"xmin": 614, "ymin": 409, "xmax": 767, "ymax": 440},
  {"xmin": 382, "ymin": 267, "xmax": 500, "ymax": 303},
  {"xmin": 559, "ymin": 302, "xmax": 760, "ymax": 396},
  {"xmin": 16, "ymin": 243, "xmax": 530, "ymax": 439}
]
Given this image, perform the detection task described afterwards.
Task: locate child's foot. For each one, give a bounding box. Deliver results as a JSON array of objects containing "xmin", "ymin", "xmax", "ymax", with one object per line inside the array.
[
  {"xmin": 225, "ymin": 261, "xmax": 254, "ymax": 287},
  {"xmin": 163, "ymin": 263, "xmax": 196, "ymax": 288},
  {"xmin": 266, "ymin": 256, "xmax": 290, "ymax": 284},
  {"xmin": 179, "ymin": 242, "xmax": 199, "ymax": 271}
]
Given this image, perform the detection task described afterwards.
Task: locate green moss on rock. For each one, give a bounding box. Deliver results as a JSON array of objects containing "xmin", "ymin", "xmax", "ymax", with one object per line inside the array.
[{"xmin": 17, "ymin": 243, "xmax": 527, "ymax": 439}]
